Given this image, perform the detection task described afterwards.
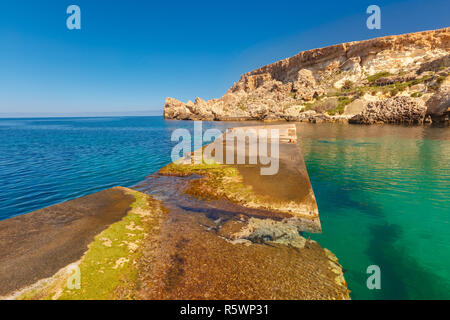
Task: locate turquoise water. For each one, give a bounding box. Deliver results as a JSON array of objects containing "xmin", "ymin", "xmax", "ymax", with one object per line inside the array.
[
  {"xmin": 299, "ymin": 123, "xmax": 450, "ymax": 300},
  {"xmin": 0, "ymin": 117, "xmax": 448, "ymax": 299}
]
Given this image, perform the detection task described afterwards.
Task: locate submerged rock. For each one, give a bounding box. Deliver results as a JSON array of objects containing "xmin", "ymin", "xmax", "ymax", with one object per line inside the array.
[{"xmin": 231, "ymin": 217, "xmax": 307, "ymax": 249}]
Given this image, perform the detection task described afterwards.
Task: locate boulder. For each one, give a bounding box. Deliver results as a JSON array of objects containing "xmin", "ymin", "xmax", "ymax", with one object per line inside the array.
[
  {"xmin": 293, "ymin": 69, "xmax": 324, "ymax": 101},
  {"xmin": 163, "ymin": 97, "xmax": 192, "ymax": 120},
  {"xmin": 344, "ymin": 99, "xmax": 367, "ymax": 115},
  {"xmin": 349, "ymin": 96, "xmax": 427, "ymax": 124},
  {"xmin": 425, "ymin": 86, "xmax": 450, "ymax": 122}
]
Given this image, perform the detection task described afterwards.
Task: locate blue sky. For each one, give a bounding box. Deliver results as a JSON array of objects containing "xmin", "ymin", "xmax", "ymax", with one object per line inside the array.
[{"xmin": 0, "ymin": 0, "xmax": 448, "ymax": 115}]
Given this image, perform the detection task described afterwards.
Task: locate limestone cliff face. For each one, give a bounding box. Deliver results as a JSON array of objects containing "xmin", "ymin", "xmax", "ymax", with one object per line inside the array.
[{"xmin": 164, "ymin": 27, "xmax": 450, "ymax": 124}]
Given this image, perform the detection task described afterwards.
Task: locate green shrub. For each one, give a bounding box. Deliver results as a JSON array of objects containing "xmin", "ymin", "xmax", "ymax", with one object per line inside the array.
[
  {"xmin": 390, "ymin": 88, "xmax": 399, "ymax": 97},
  {"xmin": 326, "ymin": 96, "xmax": 352, "ymax": 115},
  {"xmin": 390, "ymin": 88, "xmax": 399, "ymax": 96},
  {"xmin": 338, "ymin": 96, "xmax": 351, "ymax": 104},
  {"xmin": 306, "ymin": 98, "xmax": 338, "ymax": 113},
  {"xmin": 303, "ymin": 102, "xmax": 314, "ymax": 111},
  {"xmin": 394, "ymin": 82, "xmax": 409, "ymax": 91},
  {"xmin": 437, "ymin": 76, "xmax": 446, "ymax": 84},
  {"xmin": 341, "ymin": 80, "xmax": 354, "ymax": 90},
  {"xmin": 237, "ymin": 102, "xmax": 247, "ymax": 111},
  {"xmin": 367, "ymin": 71, "xmax": 392, "ymax": 83}
]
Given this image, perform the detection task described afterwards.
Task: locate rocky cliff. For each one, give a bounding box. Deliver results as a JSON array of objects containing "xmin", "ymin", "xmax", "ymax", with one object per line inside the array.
[{"xmin": 164, "ymin": 27, "xmax": 450, "ymax": 124}]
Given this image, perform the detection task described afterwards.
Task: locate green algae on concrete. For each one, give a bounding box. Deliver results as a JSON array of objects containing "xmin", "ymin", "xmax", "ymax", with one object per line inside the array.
[
  {"xmin": 59, "ymin": 190, "xmax": 165, "ymax": 300},
  {"xmin": 160, "ymin": 161, "xmax": 253, "ymax": 202},
  {"xmin": 0, "ymin": 187, "xmax": 137, "ymax": 298},
  {"xmin": 159, "ymin": 124, "xmax": 321, "ymax": 233},
  {"xmin": 14, "ymin": 188, "xmax": 167, "ymax": 300},
  {"xmin": 159, "ymin": 161, "xmax": 299, "ymax": 223},
  {"xmin": 134, "ymin": 200, "xmax": 350, "ymax": 300}
]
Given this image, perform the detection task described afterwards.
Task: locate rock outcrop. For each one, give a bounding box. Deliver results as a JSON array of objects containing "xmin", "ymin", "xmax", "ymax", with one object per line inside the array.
[
  {"xmin": 425, "ymin": 80, "xmax": 450, "ymax": 122},
  {"xmin": 164, "ymin": 27, "xmax": 450, "ymax": 124},
  {"xmin": 349, "ymin": 96, "xmax": 427, "ymax": 124}
]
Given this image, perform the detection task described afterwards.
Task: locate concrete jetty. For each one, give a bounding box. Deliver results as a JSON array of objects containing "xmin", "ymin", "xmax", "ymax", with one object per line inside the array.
[{"xmin": 0, "ymin": 124, "xmax": 349, "ymax": 300}]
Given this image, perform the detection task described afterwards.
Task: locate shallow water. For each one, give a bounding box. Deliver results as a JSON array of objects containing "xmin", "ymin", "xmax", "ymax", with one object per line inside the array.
[
  {"xmin": 298, "ymin": 123, "xmax": 450, "ymax": 299},
  {"xmin": 0, "ymin": 117, "xmax": 448, "ymax": 299}
]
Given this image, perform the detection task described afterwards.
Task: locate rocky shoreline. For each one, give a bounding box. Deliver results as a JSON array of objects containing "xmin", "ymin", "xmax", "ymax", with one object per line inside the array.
[{"xmin": 164, "ymin": 28, "xmax": 450, "ymax": 125}]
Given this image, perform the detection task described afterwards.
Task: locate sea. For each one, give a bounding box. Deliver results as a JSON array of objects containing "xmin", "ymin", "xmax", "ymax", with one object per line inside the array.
[{"xmin": 0, "ymin": 116, "xmax": 448, "ymax": 299}]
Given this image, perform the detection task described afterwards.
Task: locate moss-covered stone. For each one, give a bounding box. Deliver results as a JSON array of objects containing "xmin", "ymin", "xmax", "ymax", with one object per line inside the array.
[
  {"xmin": 159, "ymin": 159, "xmax": 319, "ymax": 227},
  {"xmin": 16, "ymin": 189, "xmax": 166, "ymax": 300}
]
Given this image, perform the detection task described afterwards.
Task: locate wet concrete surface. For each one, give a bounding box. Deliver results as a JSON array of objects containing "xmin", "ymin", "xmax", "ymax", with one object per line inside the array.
[
  {"xmin": 129, "ymin": 124, "xmax": 349, "ymax": 299},
  {"xmin": 133, "ymin": 152, "xmax": 348, "ymax": 299},
  {"xmin": 0, "ymin": 124, "xmax": 349, "ymax": 299},
  {"xmin": 196, "ymin": 123, "xmax": 320, "ymax": 229},
  {"xmin": 0, "ymin": 187, "xmax": 135, "ymax": 296},
  {"xmin": 236, "ymin": 141, "xmax": 318, "ymax": 213}
]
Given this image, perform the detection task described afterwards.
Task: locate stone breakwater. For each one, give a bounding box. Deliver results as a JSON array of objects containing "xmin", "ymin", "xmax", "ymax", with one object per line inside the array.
[
  {"xmin": 0, "ymin": 124, "xmax": 350, "ymax": 300},
  {"xmin": 164, "ymin": 27, "xmax": 450, "ymax": 124}
]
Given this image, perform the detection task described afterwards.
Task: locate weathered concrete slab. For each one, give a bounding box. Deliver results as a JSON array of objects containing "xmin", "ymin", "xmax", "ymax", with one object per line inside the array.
[
  {"xmin": 130, "ymin": 124, "xmax": 348, "ymax": 299},
  {"xmin": 171, "ymin": 123, "xmax": 320, "ymax": 232},
  {"xmin": 0, "ymin": 187, "xmax": 135, "ymax": 296},
  {"xmin": 222, "ymin": 124, "xmax": 320, "ymax": 232}
]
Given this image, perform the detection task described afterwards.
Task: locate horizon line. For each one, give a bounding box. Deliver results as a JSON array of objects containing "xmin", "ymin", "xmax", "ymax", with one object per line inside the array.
[{"xmin": 0, "ymin": 111, "xmax": 164, "ymax": 119}]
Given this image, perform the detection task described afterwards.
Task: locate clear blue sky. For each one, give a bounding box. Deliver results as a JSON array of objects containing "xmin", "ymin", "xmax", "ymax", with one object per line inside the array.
[{"xmin": 0, "ymin": 0, "xmax": 448, "ymax": 115}]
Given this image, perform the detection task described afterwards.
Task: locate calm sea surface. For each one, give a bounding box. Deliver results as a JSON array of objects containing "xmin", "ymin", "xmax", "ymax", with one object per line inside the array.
[{"xmin": 0, "ymin": 116, "xmax": 448, "ymax": 299}]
